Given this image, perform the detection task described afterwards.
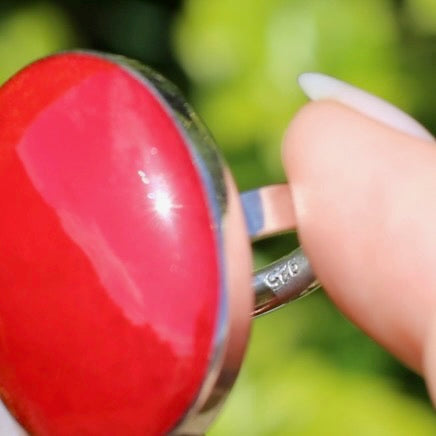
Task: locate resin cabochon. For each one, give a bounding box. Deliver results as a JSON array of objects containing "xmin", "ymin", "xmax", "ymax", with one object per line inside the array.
[{"xmin": 0, "ymin": 53, "xmax": 230, "ymax": 435}]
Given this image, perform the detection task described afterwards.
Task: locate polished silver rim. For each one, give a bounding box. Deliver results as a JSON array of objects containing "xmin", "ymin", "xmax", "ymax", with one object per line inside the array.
[{"xmin": 105, "ymin": 52, "xmax": 247, "ymax": 434}]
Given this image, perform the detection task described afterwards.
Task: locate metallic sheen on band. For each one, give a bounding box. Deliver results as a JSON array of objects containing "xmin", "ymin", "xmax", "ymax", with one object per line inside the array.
[{"xmin": 253, "ymin": 247, "xmax": 319, "ymax": 316}]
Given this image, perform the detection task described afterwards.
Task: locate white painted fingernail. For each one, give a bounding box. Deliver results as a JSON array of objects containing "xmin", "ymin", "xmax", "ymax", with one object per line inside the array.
[
  {"xmin": 0, "ymin": 400, "xmax": 27, "ymax": 435},
  {"xmin": 298, "ymin": 72, "xmax": 434, "ymax": 142}
]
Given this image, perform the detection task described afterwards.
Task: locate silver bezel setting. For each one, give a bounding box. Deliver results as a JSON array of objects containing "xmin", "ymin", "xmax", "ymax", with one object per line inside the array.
[
  {"xmin": 0, "ymin": 50, "xmax": 319, "ymax": 435},
  {"xmin": 94, "ymin": 52, "xmax": 253, "ymax": 434}
]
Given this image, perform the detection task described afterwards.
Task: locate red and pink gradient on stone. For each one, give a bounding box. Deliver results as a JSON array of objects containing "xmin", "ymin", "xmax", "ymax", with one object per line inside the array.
[{"xmin": 0, "ymin": 54, "xmax": 220, "ymax": 435}]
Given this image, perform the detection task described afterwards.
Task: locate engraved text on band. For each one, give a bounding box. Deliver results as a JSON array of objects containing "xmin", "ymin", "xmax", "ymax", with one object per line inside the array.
[{"xmin": 264, "ymin": 260, "xmax": 299, "ymax": 292}]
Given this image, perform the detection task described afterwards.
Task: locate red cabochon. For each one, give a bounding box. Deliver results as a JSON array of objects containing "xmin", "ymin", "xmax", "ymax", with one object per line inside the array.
[{"xmin": 0, "ymin": 53, "xmax": 219, "ymax": 434}]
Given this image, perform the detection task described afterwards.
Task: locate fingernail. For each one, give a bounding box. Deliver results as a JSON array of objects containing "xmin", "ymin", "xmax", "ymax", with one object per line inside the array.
[{"xmin": 298, "ymin": 72, "xmax": 434, "ymax": 142}]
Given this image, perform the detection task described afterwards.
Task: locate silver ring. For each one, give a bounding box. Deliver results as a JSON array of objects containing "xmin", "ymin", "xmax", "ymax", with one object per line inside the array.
[
  {"xmin": 0, "ymin": 50, "xmax": 319, "ymax": 436},
  {"xmin": 240, "ymin": 186, "xmax": 319, "ymax": 316}
]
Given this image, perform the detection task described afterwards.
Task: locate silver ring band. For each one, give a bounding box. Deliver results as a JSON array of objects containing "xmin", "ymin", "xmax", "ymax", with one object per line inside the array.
[{"xmin": 241, "ymin": 186, "xmax": 319, "ymax": 316}]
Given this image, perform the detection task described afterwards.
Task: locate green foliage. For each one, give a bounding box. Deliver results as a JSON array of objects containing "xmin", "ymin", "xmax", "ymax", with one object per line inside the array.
[
  {"xmin": 174, "ymin": 0, "xmax": 414, "ymax": 183},
  {"xmin": 406, "ymin": 0, "xmax": 436, "ymax": 34},
  {"xmin": 210, "ymin": 340, "xmax": 436, "ymax": 434},
  {"xmin": 0, "ymin": 2, "xmax": 75, "ymax": 84},
  {"xmin": 207, "ymin": 299, "xmax": 436, "ymax": 435},
  {"xmin": 174, "ymin": 1, "xmax": 436, "ymax": 433}
]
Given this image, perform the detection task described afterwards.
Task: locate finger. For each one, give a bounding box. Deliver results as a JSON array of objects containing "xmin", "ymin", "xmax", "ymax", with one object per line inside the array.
[
  {"xmin": 297, "ymin": 72, "xmax": 434, "ymax": 142},
  {"xmin": 282, "ymin": 100, "xmax": 436, "ymax": 375}
]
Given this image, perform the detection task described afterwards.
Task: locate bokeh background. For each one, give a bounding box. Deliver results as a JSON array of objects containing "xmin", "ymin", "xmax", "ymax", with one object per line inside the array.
[{"xmin": 1, "ymin": 0, "xmax": 435, "ymax": 434}]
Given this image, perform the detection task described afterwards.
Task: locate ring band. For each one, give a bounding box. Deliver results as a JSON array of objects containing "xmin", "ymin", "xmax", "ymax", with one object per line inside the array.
[
  {"xmin": 241, "ymin": 185, "xmax": 319, "ymax": 316},
  {"xmin": 241, "ymin": 184, "xmax": 297, "ymax": 239}
]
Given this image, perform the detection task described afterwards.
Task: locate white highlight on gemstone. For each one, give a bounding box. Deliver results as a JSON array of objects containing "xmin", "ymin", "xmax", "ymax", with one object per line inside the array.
[
  {"xmin": 153, "ymin": 188, "xmax": 182, "ymax": 220},
  {"xmin": 137, "ymin": 170, "xmax": 150, "ymax": 184},
  {"xmin": 138, "ymin": 171, "xmax": 182, "ymax": 221}
]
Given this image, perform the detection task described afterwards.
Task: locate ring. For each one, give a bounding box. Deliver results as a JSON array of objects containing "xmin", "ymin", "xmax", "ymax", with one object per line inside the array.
[
  {"xmin": 241, "ymin": 186, "xmax": 318, "ymax": 316},
  {"xmin": 0, "ymin": 51, "xmax": 318, "ymax": 435}
]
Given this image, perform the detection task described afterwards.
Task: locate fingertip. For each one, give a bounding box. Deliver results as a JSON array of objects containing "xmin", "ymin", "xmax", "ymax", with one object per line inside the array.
[
  {"xmin": 282, "ymin": 100, "xmax": 436, "ymax": 371},
  {"xmin": 282, "ymin": 100, "xmax": 338, "ymax": 166}
]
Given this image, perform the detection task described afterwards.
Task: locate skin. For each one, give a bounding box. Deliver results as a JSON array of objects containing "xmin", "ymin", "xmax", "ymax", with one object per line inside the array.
[{"xmin": 282, "ymin": 100, "xmax": 436, "ymax": 405}]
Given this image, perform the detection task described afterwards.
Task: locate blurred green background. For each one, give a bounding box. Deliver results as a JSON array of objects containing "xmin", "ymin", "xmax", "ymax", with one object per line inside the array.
[{"xmin": 1, "ymin": 0, "xmax": 435, "ymax": 434}]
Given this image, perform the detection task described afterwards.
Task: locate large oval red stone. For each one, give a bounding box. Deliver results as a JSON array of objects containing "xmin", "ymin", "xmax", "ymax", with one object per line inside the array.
[{"xmin": 0, "ymin": 53, "xmax": 220, "ymax": 434}]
